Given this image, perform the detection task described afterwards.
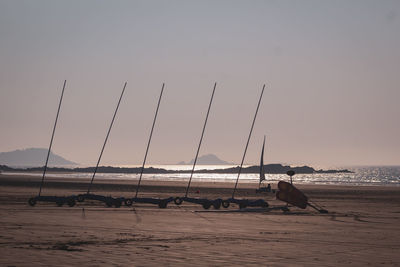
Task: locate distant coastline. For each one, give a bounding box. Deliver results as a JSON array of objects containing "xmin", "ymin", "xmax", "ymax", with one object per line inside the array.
[
  {"xmin": 0, "ymin": 164, "xmax": 352, "ymax": 174},
  {"xmin": 0, "ymin": 149, "xmax": 353, "ymax": 174}
]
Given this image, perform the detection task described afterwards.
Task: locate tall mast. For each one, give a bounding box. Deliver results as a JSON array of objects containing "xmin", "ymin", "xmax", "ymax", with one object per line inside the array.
[
  {"xmin": 185, "ymin": 82, "xmax": 217, "ymax": 197},
  {"xmin": 232, "ymin": 84, "xmax": 265, "ymax": 199},
  {"xmin": 38, "ymin": 80, "xmax": 67, "ymax": 197},
  {"xmin": 86, "ymin": 82, "xmax": 127, "ymax": 194},
  {"xmin": 134, "ymin": 83, "xmax": 165, "ymax": 198}
]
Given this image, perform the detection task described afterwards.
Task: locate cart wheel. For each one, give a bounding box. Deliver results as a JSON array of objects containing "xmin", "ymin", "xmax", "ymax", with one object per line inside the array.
[
  {"xmin": 67, "ymin": 199, "xmax": 76, "ymax": 207},
  {"xmin": 114, "ymin": 199, "xmax": 122, "ymax": 208},
  {"xmin": 202, "ymin": 203, "xmax": 211, "ymax": 210},
  {"xmin": 213, "ymin": 200, "xmax": 221, "ymax": 210},
  {"xmin": 281, "ymin": 206, "xmax": 289, "ymax": 212},
  {"xmin": 124, "ymin": 199, "xmax": 133, "ymax": 206},
  {"xmin": 77, "ymin": 195, "xmax": 85, "ymax": 202},
  {"xmin": 222, "ymin": 200, "xmax": 230, "ymax": 208},
  {"xmin": 106, "ymin": 199, "xmax": 113, "ymax": 207},
  {"xmin": 158, "ymin": 200, "xmax": 167, "ymax": 209},
  {"xmin": 174, "ymin": 197, "xmax": 183, "ymax": 205},
  {"xmin": 28, "ymin": 198, "xmax": 37, "ymax": 206}
]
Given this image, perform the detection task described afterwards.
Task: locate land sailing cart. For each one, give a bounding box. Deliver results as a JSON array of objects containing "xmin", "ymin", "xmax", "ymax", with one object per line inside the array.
[{"xmin": 28, "ymin": 80, "xmax": 79, "ymax": 207}]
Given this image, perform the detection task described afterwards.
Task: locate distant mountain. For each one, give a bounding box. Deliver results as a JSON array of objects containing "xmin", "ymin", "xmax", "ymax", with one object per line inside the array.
[
  {"xmin": 0, "ymin": 148, "xmax": 77, "ymax": 167},
  {"xmin": 178, "ymin": 154, "xmax": 231, "ymax": 165}
]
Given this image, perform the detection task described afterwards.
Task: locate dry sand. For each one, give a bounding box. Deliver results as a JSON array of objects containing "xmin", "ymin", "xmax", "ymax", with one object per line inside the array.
[{"xmin": 0, "ymin": 174, "xmax": 399, "ymax": 266}]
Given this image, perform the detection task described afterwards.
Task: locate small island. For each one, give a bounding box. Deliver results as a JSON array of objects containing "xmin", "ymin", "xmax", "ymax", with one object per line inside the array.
[{"xmin": 0, "ymin": 163, "xmax": 352, "ymax": 175}]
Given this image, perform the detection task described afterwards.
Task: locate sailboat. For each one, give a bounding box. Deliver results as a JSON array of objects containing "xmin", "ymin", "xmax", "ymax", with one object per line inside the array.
[
  {"xmin": 259, "ymin": 135, "xmax": 266, "ymax": 188},
  {"xmin": 28, "ymin": 80, "xmax": 78, "ymax": 207},
  {"xmin": 221, "ymin": 85, "xmax": 269, "ymax": 209},
  {"xmin": 256, "ymin": 136, "xmax": 271, "ymax": 193},
  {"xmin": 173, "ymin": 82, "xmax": 223, "ymax": 210}
]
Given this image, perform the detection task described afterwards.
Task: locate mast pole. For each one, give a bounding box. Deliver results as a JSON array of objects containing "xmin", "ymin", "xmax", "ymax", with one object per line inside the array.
[
  {"xmin": 185, "ymin": 82, "xmax": 217, "ymax": 197},
  {"xmin": 134, "ymin": 83, "xmax": 165, "ymax": 198},
  {"xmin": 86, "ymin": 82, "xmax": 127, "ymax": 194},
  {"xmin": 38, "ymin": 80, "xmax": 66, "ymax": 197},
  {"xmin": 232, "ymin": 84, "xmax": 265, "ymax": 199}
]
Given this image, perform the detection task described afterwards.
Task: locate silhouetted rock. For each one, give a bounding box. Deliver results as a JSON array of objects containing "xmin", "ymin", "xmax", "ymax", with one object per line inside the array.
[{"xmin": 197, "ymin": 164, "xmax": 318, "ymax": 174}]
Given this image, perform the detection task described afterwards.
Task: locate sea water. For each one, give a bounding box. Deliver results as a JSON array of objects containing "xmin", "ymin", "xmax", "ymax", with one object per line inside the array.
[{"xmin": 4, "ymin": 165, "xmax": 400, "ymax": 186}]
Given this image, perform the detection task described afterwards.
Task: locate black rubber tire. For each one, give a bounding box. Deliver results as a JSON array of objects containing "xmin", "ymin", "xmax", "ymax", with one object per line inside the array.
[
  {"xmin": 222, "ymin": 200, "xmax": 230, "ymax": 208},
  {"xmin": 124, "ymin": 199, "xmax": 133, "ymax": 206},
  {"xmin": 114, "ymin": 200, "xmax": 122, "ymax": 208},
  {"xmin": 158, "ymin": 200, "xmax": 167, "ymax": 209},
  {"xmin": 56, "ymin": 201, "xmax": 63, "ymax": 207},
  {"xmin": 202, "ymin": 203, "xmax": 211, "ymax": 210},
  {"xmin": 106, "ymin": 199, "xmax": 113, "ymax": 207},
  {"xmin": 213, "ymin": 201, "xmax": 221, "ymax": 210},
  {"xmin": 77, "ymin": 195, "xmax": 85, "ymax": 202},
  {"xmin": 174, "ymin": 197, "xmax": 183, "ymax": 205},
  {"xmin": 239, "ymin": 202, "xmax": 247, "ymax": 209},
  {"xmin": 28, "ymin": 198, "xmax": 36, "ymax": 206},
  {"xmin": 67, "ymin": 199, "xmax": 76, "ymax": 207}
]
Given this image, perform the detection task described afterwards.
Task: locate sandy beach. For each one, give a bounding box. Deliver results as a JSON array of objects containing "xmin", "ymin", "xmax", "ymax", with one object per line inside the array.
[{"xmin": 0, "ymin": 174, "xmax": 399, "ymax": 266}]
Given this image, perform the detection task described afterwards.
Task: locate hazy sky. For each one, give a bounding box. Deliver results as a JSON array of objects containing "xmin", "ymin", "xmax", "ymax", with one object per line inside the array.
[{"xmin": 0, "ymin": 0, "xmax": 399, "ymax": 167}]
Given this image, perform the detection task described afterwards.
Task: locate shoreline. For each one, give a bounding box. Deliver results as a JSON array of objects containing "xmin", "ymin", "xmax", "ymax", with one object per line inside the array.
[{"xmin": 1, "ymin": 172, "xmax": 399, "ymax": 188}]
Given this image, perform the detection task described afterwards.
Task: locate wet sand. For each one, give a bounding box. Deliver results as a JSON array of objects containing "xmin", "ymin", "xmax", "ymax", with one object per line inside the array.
[{"xmin": 0, "ymin": 174, "xmax": 399, "ymax": 266}]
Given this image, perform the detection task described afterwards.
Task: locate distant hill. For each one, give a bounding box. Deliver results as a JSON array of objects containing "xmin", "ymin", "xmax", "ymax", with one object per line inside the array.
[
  {"xmin": 0, "ymin": 148, "xmax": 77, "ymax": 167},
  {"xmin": 178, "ymin": 154, "xmax": 232, "ymax": 165}
]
